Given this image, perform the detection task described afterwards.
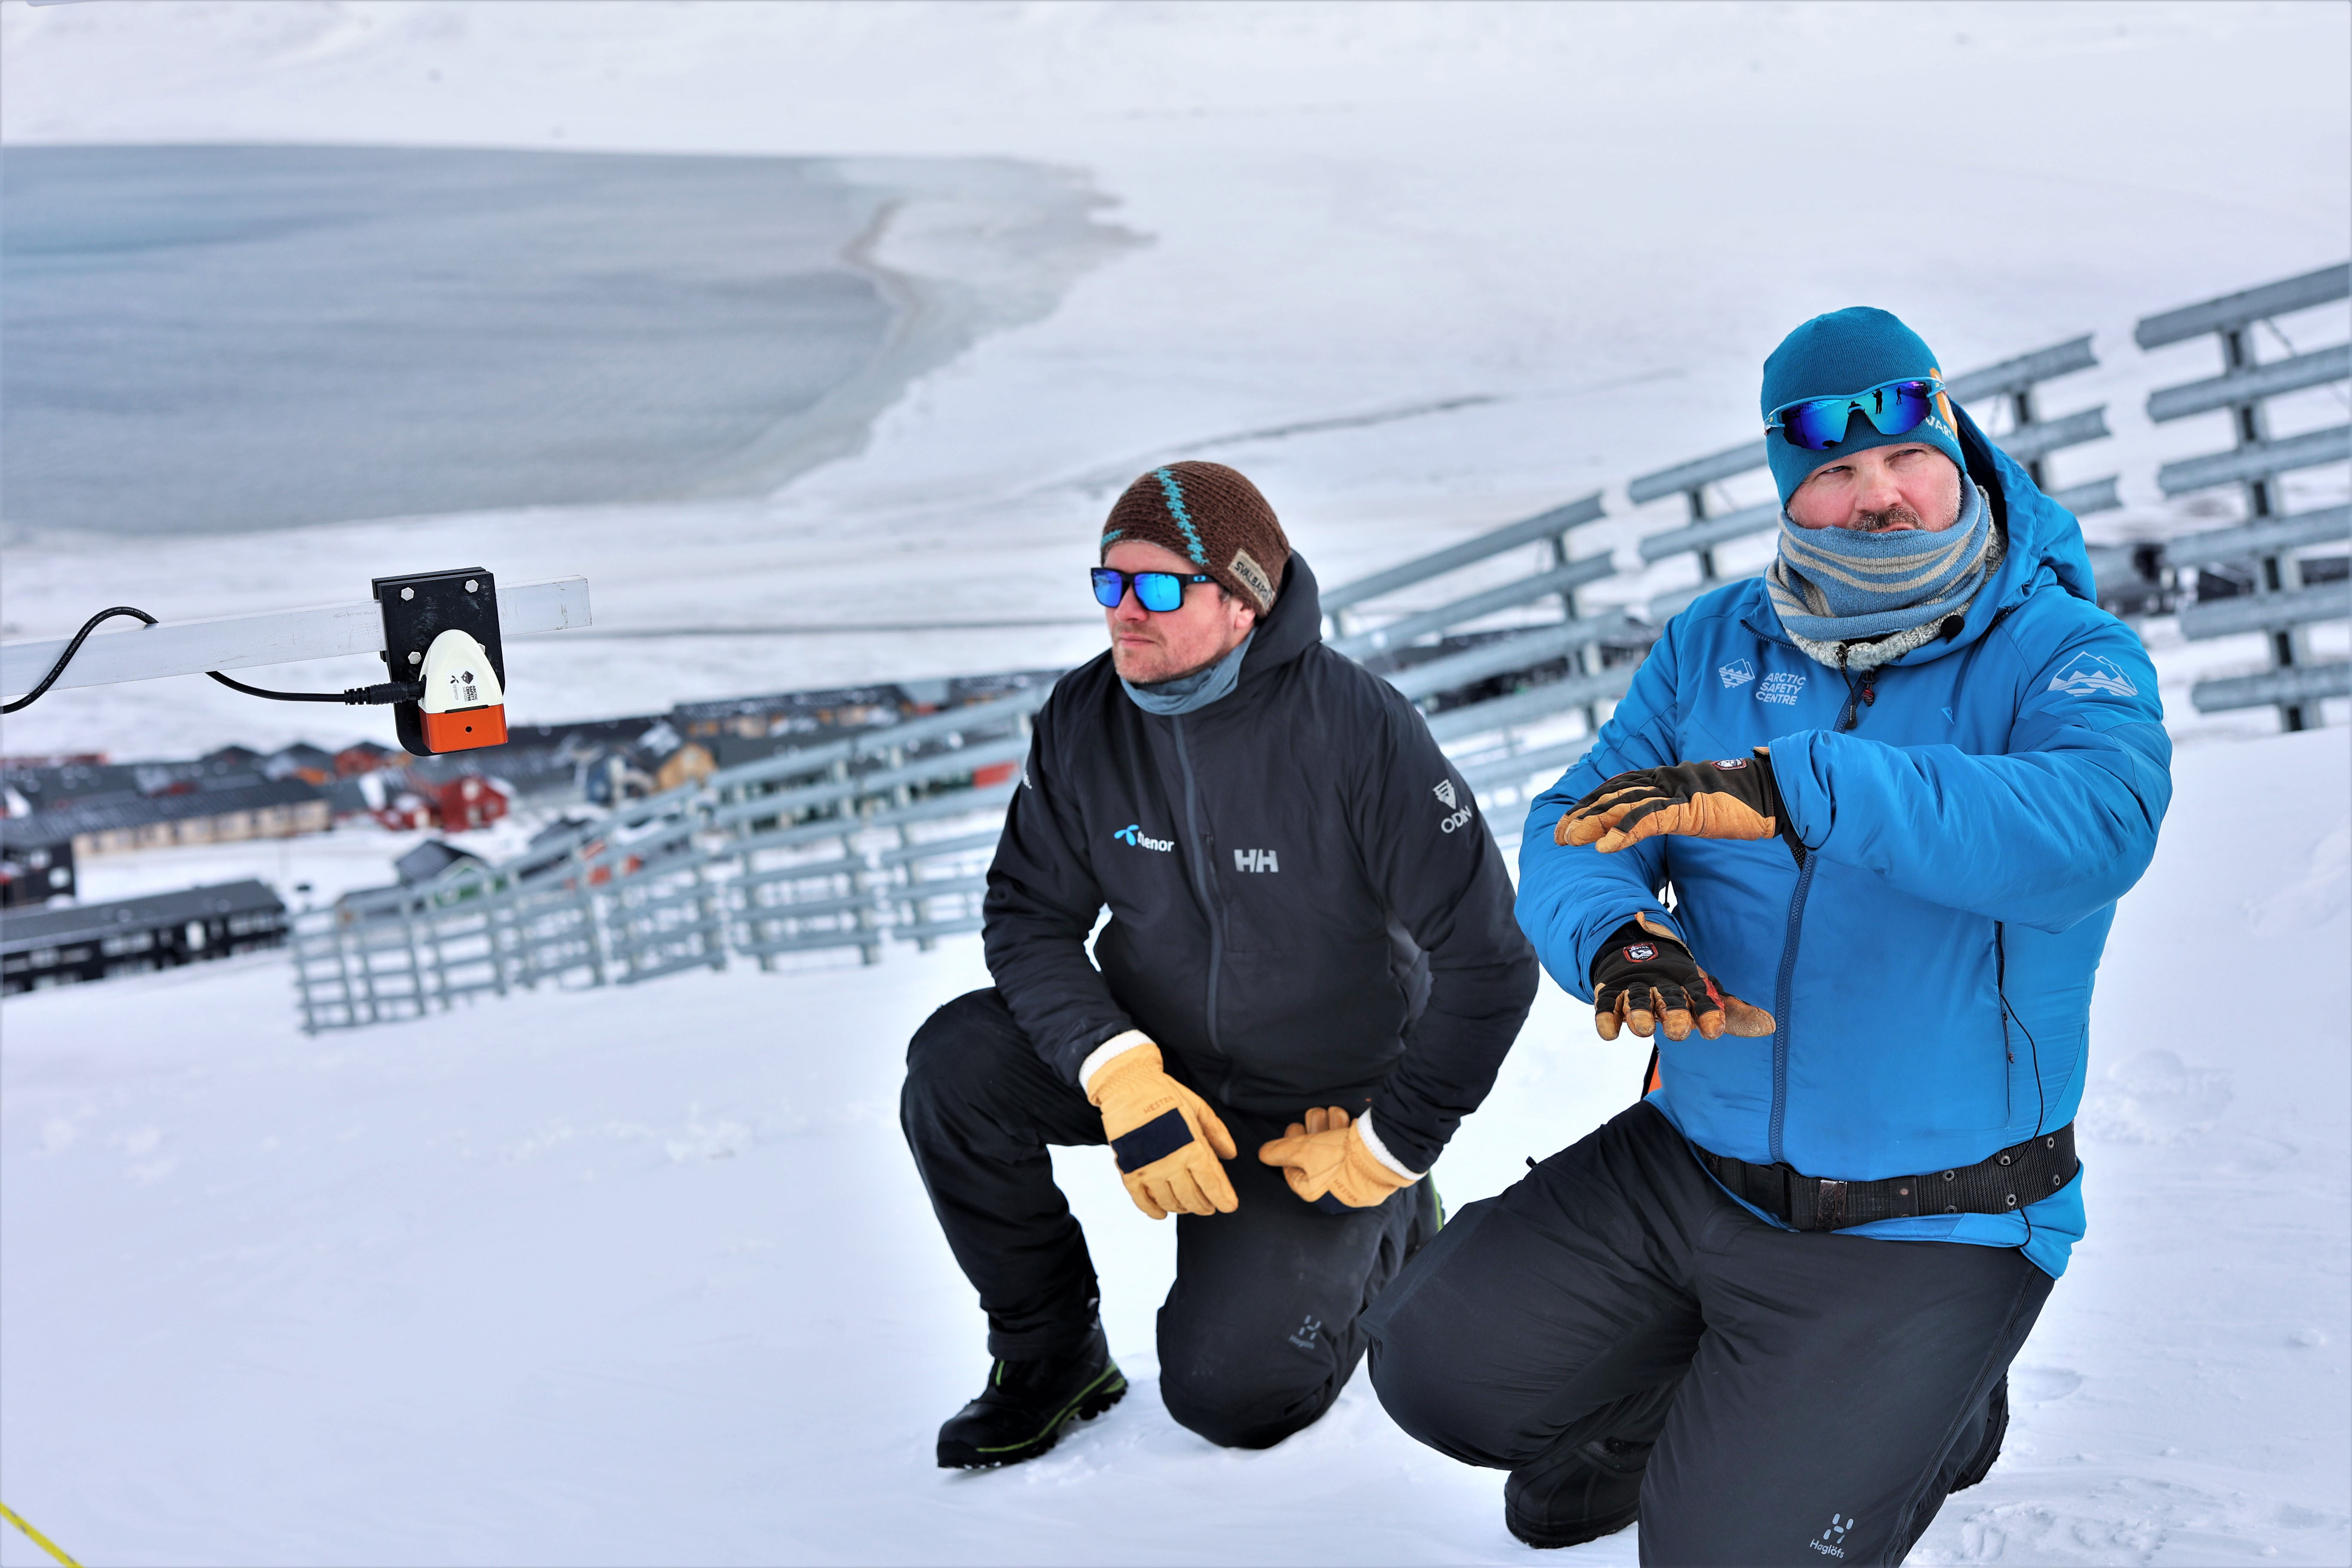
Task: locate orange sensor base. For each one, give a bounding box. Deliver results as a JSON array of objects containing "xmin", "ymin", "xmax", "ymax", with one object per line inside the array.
[{"xmin": 422, "ymin": 704, "xmax": 508, "ymax": 753}]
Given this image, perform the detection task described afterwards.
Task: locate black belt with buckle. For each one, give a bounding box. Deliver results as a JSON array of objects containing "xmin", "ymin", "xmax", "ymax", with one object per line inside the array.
[{"xmin": 1697, "ymin": 1125, "xmax": 2078, "ymax": 1233}]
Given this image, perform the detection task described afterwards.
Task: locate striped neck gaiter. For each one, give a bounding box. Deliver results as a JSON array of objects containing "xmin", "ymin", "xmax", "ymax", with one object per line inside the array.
[{"xmin": 1766, "ymin": 479, "xmax": 1996, "ymax": 647}]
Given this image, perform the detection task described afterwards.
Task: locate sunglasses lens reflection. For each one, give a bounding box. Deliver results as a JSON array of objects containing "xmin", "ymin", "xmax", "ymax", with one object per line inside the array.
[
  {"xmin": 1136, "ymin": 573, "xmax": 1185, "ymax": 612},
  {"xmin": 1090, "ymin": 568, "xmax": 1125, "ymax": 609}
]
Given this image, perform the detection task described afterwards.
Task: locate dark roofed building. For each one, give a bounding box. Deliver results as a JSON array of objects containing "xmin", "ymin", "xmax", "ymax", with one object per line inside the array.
[
  {"xmin": 0, "ymin": 777, "xmax": 331, "ymax": 861},
  {"xmin": 2, "ymin": 879, "xmax": 286, "ymax": 993}
]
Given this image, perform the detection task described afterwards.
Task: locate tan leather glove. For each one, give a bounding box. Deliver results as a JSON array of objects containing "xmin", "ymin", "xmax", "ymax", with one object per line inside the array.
[
  {"xmin": 1257, "ymin": 1107, "xmax": 1418, "ymax": 1209},
  {"xmin": 1085, "ymin": 1039, "xmax": 1239, "ymax": 1220}
]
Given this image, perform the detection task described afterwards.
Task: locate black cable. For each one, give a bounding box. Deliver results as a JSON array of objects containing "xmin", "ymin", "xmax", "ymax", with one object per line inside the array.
[
  {"xmin": 3, "ymin": 606, "xmax": 156, "ymax": 713},
  {"xmin": 6, "ymin": 603, "xmax": 425, "ymax": 712}
]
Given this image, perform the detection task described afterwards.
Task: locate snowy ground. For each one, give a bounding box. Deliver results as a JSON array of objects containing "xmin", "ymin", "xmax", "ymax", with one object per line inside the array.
[{"xmin": 3, "ymin": 710, "xmax": 2346, "ymax": 1568}]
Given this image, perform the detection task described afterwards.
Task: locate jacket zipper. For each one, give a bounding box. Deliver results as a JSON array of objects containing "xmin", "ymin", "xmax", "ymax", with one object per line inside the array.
[
  {"xmin": 1167, "ymin": 716, "xmax": 1231, "ymax": 1087},
  {"xmin": 1768, "ymin": 849, "xmax": 1815, "ymax": 1166},
  {"xmin": 1770, "ymin": 652, "xmax": 1874, "ymax": 1164}
]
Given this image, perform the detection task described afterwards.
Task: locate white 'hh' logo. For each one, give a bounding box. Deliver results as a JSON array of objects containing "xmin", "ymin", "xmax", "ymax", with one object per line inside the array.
[{"xmin": 1233, "ymin": 849, "xmax": 1279, "ymax": 873}]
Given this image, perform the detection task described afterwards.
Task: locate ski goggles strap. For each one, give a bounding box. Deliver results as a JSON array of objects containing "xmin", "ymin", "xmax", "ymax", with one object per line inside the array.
[
  {"xmin": 1765, "ymin": 377, "xmax": 1948, "ymax": 451},
  {"xmin": 1091, "ymin": 567, "xmax": 1216, "ymax": 612}
]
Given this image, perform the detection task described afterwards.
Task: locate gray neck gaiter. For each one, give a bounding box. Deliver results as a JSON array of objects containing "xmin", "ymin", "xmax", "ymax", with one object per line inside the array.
[{"xmin": 1120, "ymin": 631, "xmax": 1255, "ymax": 716}]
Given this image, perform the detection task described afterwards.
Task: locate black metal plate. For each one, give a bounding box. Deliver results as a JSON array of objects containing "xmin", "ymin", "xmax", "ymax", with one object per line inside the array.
[{"xmin": 372, "ymin": 568, "xmax": 504, "ymax": 755}]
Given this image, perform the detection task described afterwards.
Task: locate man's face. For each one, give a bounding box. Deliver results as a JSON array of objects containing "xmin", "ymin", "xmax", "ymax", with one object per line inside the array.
[
  {"xmin": 1102, "ymin": 538, "xmax": 1259, "ymax": 684},
  {"xmin": 1788, "ymin": 443, "xmax": 1964, "ymax": 533}
]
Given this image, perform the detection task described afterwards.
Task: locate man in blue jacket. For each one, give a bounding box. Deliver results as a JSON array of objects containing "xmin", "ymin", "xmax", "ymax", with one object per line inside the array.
[{"xmin": 1364, "ymin": 308, "xmax": 2171, "ymax": 1565}]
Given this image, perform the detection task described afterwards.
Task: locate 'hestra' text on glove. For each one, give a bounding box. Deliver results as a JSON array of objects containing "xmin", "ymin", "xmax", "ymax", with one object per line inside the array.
[
  {"xmin": 1256, "ymin": 1106, "xmax": 1418, "ymax": 1208},
  {"xmin": 1085, "ymin": 1039, "xmax": 1240, "ymax": 1220},
  {"xmin": 1588, "ymin": 914, "xmax": 1775, "ymax": 1041},
  {"xmin": 1556, "ymin": 751, "xmax": 1804, "ymax": 861}
]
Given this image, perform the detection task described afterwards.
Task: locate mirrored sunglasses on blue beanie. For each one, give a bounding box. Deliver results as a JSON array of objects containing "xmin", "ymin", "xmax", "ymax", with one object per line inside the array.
[
  {"xmin": 1091, "ymin": 567, "xmax": 1216, "ymax": 612},
  {"xmin": 1765, "ymin": 377, "xmax": 1948, "ymax": 451}
]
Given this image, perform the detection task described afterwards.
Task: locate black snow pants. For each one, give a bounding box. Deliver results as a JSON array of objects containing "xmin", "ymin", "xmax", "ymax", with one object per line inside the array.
[
  {"xmin": 901, "ymin": 988, "xmax": 1430, "ymax": 1450},
  {"xmin": 1364, "ymin": 1101, "xmax": 2053, "ymax": 1567}
]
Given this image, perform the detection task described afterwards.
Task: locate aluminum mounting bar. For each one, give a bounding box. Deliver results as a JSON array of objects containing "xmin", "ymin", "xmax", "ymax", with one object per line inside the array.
[{"xmin": 0, "ymin": 576, "xmax": 592, "ymax": 699}]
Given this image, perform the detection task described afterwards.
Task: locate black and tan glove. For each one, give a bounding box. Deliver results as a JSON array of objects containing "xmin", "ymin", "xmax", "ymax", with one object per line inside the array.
[
  {"xmin": 1557, "ymin": 750, "xmax": 1804, "ymax": 861},
  {"xmin": 1084, "ymin": 1037, "xmax": 1239, "ymax": 1220},
  {"xmin": 1588, "ymin": 913, "xmax": 1774, "ymax": 1041}
]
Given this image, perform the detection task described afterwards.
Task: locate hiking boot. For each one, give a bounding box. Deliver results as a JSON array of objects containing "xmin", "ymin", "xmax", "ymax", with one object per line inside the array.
[
  {"xmin": 1503, "ymin": 1435, "xmax": 1649, "ymax": 1550},
  {"xmin": 936, "ymin": 1323, "xmax": 1127, "ymax": 1470}
]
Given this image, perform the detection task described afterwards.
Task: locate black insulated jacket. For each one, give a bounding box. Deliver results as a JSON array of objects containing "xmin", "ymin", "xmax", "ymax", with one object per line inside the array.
[{"xmin": 982, "ymin": 554, "xmax": 1539, "ymax": 1172}]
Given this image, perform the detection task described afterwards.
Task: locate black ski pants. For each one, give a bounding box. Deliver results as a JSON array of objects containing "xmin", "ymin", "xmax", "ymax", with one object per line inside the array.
[
  {"xmin": 1364, "ymin": 1101, "xmax": 2053, "ymax": 1567},
  {"xmin": 901, "ymin": 988, "xmax": 1427, "ymax": 1450}
]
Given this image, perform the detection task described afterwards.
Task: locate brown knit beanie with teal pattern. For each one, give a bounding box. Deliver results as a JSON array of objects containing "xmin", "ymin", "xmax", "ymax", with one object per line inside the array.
[{"xmin": 1100, "ymin": 462, "xmax": 1291, "ymax": 614}]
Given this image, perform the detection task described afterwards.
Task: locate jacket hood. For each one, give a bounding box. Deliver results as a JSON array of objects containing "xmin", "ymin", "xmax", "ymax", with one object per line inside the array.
[{"xmin": 1238, "ymin": 551, "xmax": 1325, "ymax": 684}]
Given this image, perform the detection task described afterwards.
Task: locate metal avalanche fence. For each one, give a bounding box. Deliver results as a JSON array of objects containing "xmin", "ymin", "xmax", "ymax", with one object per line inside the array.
[
  {"xmin": 2136, "ymin": 263, "xmax": 2352, "ymax": 730},
  {"xmin": 291, "ymin": 263, "xmax": 2351, "ymax": 1030}
]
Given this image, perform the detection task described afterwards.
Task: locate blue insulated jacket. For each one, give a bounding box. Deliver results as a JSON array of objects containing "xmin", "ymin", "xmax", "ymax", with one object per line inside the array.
[{"xmin": 1518, "ymin": 409, "xmax": 2171, "ymax": 1276}]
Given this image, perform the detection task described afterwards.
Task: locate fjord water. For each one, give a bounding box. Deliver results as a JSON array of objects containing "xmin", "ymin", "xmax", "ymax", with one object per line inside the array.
[{"xmin": 0, "ymin": 145, "xmax": 897, "ymax": 536}]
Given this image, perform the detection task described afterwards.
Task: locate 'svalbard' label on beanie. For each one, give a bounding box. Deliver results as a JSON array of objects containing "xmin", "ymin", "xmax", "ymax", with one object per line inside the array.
[{"xmin": 1228, "ymin": 549, "xmax": 1275, "ymax": 606}]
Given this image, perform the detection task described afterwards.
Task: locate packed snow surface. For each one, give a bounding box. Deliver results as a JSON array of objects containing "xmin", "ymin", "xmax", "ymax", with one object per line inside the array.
[{"xmin": 2, "ymin": 719, "xmax": 2346, "ymax": 1566}]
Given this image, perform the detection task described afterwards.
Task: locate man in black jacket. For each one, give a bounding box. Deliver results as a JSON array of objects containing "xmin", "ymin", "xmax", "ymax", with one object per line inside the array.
[{"xmin": 902, "ymin": 461, "xmax": 1538, "ymax": 1467}]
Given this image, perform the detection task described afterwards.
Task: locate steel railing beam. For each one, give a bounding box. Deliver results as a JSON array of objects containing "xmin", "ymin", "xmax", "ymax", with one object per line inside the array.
[
  {"xmin": 2177, "ymin": 581, "xmax": 2352, "ymax": 641},
  {"xmin": 2147, "ymin": 343, "xmax": 2352, "ymax": 423},
  {"xmin": 1321, "ymin": 493, "xmax": 1605, "ymax": 612},
  {"xmin": 1637, "ymin": 501, "xmax": 1779, "ymax": 564},
  {"xmin": 2190, "ymin": 661, "xmax": 2352, "ymax": 713},
  {"xmin": 1381, "ymin": 612, "xmax": 1636, "ymax": 702},
  {"xmin": 2134, "ymin": 263, "xmax": 2352, "ymax": 350},
  {"xmin": 2157, "ymin": 425, "xmax": 2352, "ymax": 496},
  {"xmin": 2163, "ymin": 505, "xmax": 2352, "ymax": 570},
  {"xmin": 1329, "ymin": 555, "xmax": 1618, "ymax": 658},
  {"xmin": 1993, "ymin": 406, "xmax": 2111, "ymax": 466}
]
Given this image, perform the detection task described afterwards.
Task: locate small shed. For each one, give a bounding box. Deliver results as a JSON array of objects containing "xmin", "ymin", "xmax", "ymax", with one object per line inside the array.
[{"xmin": 1, "ymin": 879, "xmax": 287, "ymax": 993}]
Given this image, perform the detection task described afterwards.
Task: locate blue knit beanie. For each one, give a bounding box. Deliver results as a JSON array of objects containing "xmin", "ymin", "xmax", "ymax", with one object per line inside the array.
[{"xmin": 1761, "ymin": 307, "xmax": 1965, "ymax": 506}]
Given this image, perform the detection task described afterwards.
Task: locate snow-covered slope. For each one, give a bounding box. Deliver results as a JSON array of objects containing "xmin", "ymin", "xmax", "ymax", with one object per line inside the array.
[{"xmin": 3, "ymin": 724, "xmax": 2343, "ymax": 1567}]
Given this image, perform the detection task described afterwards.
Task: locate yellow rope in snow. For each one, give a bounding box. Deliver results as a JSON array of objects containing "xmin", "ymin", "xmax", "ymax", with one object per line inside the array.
[{"xmin": 0, "ymin": 1502, "xmax": 82, "ymax": 1568}]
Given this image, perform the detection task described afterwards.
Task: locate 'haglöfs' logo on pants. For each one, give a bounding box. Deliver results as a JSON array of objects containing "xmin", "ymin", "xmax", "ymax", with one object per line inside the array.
[{"xmin": 1809, "ymin": 1512, "xmax": 1854, "ymax": 1557}]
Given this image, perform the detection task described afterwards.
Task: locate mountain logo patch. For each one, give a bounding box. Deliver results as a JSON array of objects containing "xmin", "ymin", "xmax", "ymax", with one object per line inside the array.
[{"xmin": 2046, "ymin": 654, "xmax": 2139, "ymax": 698}]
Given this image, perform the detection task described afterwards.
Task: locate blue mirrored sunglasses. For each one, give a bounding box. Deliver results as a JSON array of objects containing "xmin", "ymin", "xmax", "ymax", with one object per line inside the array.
[
  {"xmin": 1091, "ymin": 567, "xmax": 1214, "ymax": 612},
  {"xmin": 1766, "ymin": 377, "xmax": 1946, "ymax": 451}
]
